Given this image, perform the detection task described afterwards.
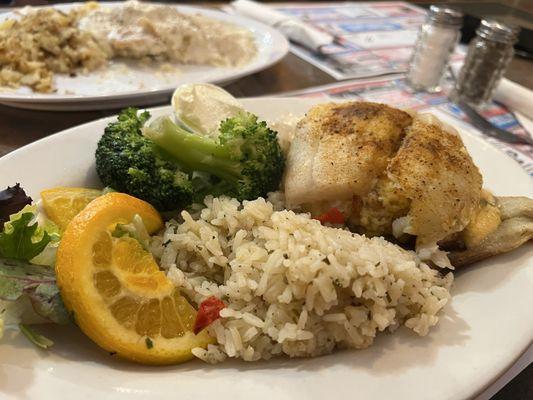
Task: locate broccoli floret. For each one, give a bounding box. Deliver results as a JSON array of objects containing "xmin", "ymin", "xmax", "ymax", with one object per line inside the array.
[
  {"xmin": 95, "ymin": 108, "xmax": 193, "ymax": 211},
  {"xmin": 143, "ymin": 112, "xmax": 285, "ymax": 201}
]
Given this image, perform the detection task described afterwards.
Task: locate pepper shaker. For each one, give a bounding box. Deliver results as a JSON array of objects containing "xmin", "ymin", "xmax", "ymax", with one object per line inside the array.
[
  {"xmin": 406, "ymin": 5, "xmax": 463, "ymax": 92},
  {"xmin": 453, "ymin": 20, "xmax": 520, "ymax": 106}
]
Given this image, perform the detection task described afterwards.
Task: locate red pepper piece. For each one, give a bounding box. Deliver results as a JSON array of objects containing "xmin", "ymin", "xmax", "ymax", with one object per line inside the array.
[
  {"xmin": 193, "ymin": 296, "xmax": 226, "ymax": 334},
  {"xmin": 315, "ymin": 207, "xmax": 345, "ymax": 225}
]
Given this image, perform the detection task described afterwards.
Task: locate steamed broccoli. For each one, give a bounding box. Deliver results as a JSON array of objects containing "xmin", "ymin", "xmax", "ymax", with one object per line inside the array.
[
  {"xmin": 143, "ymin": 112, "xmax": 285, "ymax": 201},
  {"xmin": 95, "ymin": 108, "xmax": 193, "ymax": 211}
]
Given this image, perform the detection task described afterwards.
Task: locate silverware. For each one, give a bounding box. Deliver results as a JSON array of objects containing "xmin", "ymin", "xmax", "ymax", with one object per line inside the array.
[
  {"xmin": 455, "ymin": 99, "xmax": 533, "ymax": 146},
  {"xmin": 448, "ymin": 65, "xmax": 532, "ymax": 145}
]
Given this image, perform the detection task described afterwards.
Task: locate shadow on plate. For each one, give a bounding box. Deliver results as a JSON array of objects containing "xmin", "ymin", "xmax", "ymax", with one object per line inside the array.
[
  {"xmin": 0, "ymin": 300, "xmax": 470, "ymax": 386},
  {"xmin": 452, "ymin": 243, "xmax": 532, "ymax": 296}
]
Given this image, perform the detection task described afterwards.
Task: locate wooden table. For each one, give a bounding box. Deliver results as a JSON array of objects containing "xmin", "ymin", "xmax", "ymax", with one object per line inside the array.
[{"xmin": 0, "ymin": 2, "xmax": 531, "ymax": 398}]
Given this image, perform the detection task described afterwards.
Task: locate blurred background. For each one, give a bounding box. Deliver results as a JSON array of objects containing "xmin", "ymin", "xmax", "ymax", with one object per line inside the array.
[
  {"xmin": 3, "ymin": 0, "xmax": 533, "ymax": 15},
  {"xmin": 3, "ymin": 1, "xmax": 532, "ymax": 59}
]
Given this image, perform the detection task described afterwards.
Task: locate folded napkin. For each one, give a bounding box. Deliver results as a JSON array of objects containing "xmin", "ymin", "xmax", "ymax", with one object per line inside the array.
[
  {"xmin": 231, "ymin": 0, "xmax": 333, "ymax": 52},
  {"xmin": 494, "ymin": 78, "xmax": 533, "ymax": 121}
]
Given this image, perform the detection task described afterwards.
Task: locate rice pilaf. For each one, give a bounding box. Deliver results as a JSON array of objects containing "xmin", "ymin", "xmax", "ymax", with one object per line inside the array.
[{"xmin": 151, "ymin": 194, "xmax": 453, "ymax": 363}]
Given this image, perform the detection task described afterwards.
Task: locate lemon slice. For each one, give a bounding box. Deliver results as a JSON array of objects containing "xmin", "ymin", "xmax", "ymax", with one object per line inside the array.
[
  {"xmin": 41, "ymin": 187, "xmax": 102, "ymax": 230},
  {"xmin": 55, "ymin": 192, "xmax": 212, "ymax": 365},
  {"xmin": 172, "ymin": 83, "xmax": 244, "ymax": 136}
]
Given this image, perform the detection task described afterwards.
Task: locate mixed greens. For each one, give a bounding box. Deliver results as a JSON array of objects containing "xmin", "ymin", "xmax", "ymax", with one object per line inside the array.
[
  {"xmin": 0, "ymin": 183, "xmax": 32, "ymax": 226},
  {"xmin": 0, "ymin": 259, "xmax": 68, "ymax": 325},
  {"xmin": 0, "ymin": 184, "xmax": 67, "ymax": 347},
  {"xmin": 0, "ymin": 209, "xmax": 52, "ymax": 261}
]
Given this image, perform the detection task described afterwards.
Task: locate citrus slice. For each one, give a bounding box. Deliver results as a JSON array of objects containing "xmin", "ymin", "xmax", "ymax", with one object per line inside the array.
[
  {"xmin": 55, "ymin": 192, "xmax": 212, "ymax": 365},
  {"xmin": 41, "ymin": 187, "xmax": 102, "ymax": 230}
]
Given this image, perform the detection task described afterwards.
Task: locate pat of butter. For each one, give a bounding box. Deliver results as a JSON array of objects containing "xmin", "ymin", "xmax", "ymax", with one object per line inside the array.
[{"xmin": 172, "ymin": 83, "xmax": 244, "ymax": 137}]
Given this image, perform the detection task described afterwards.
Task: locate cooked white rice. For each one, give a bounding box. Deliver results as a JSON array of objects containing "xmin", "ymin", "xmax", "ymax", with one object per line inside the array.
[{"xmin": 151, "ymin": 194, "xmax": 453, "ymax": 363}]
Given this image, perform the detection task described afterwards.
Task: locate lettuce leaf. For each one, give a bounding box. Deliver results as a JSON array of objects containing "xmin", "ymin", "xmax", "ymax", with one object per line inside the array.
[
  {"xmin": 19, "ymin": 324, "xmax": 54, "ymax": 349},
  {"xmin": 30, "ymin": 242, "xmax": 59, "ymax": 267},
  {"xmin": 30, "ymin": 205, "xmax": 61, "ymax": 267},
  {"xmin": 1, "ymin": 295, "xmax": 52, "ymax": 340},
  {"xmin": 0, "ymin": 258, "xmax": 68, "ymax": 324},
  {"xmin": 0, "ymin": 184, "xmax": 32, "ymax": 227},
  {"xmin": 0, "ymin": 212, "xmax": 51, "ymax": 261},
  {"xmin": 0, "ymin": 203, "xmax": 61, "ymax": 266}
]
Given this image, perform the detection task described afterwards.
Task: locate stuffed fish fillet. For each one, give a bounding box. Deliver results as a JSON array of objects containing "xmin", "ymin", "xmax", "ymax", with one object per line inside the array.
[{"xmin": 284, "ymin": 101, "xmax": 531, "ymax": 266}]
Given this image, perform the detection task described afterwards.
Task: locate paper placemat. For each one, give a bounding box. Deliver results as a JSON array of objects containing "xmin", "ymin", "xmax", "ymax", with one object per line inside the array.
[{"xmin": 272, "ymin": 1, "xmax": 465, "ymax": 80}]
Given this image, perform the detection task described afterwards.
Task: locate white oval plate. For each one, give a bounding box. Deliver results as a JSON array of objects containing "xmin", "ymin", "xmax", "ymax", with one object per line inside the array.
[
  {"xmin": 0, "ymin": 98, "xmax": 532, "ymax": 400},
  {"xmin": 0, "ymin": 3, "xmax": 288, "ymax": 111}
]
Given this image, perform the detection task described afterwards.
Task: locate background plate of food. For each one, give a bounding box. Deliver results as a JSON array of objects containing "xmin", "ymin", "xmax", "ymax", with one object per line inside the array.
[
  {"xmin": 0, "ymin": 1, "xmax": 288, "ymax": 111},
  {"xmin": 0, "ymin": 89, "xmax": 531, "ymax": 399}
]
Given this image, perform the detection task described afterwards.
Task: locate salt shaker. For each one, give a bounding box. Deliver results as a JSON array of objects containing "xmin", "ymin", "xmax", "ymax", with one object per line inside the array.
[
  {"xmin": 406, "ymin": 5, "xmax": 463, "ymax": 92},
  {"xmin": 454, "ymin": 20, "xmax": 520, "ymax": 106}
]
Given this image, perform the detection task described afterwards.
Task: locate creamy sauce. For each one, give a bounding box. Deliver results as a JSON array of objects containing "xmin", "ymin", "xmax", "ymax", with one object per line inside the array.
[{"xmin": 79, "ymin": 0, "xmax": 257, "ymax": 67}]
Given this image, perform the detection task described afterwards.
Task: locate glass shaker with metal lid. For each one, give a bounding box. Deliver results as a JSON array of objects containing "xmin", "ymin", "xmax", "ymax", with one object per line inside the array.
[
  {"xmin": 453, "ymin": 20, "xmax": 520, "ymax": 106},
  {"xmin": 406, "ymin": 5, "xmax": 463, "ymax": 92}
]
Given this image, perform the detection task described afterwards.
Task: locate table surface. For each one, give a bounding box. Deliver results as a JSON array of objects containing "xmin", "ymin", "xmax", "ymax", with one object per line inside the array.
[{"xmin": 0, "ymin": 1, "xmax": 531, "ymax": 399}]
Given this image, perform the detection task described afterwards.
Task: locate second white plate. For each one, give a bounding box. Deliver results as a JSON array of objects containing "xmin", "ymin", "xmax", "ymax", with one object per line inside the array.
[{"xmin": 0, "ymin": 3, "xmax": 289, "ymax": 111}]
